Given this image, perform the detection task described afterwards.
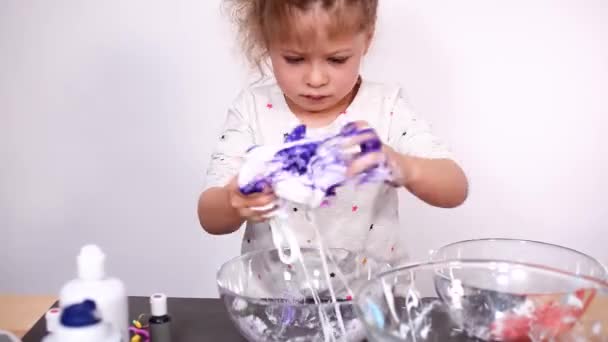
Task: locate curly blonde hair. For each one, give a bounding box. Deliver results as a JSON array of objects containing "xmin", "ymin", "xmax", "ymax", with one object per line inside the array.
[{"xmin": 223, "ymin": 0, "xmax": 378, "ymax": 73}]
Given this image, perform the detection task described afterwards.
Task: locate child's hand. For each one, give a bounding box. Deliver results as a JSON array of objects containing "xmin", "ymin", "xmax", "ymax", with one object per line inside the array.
[
  {"xmin": 343, "ymin": 121, "xmax": 406, "ymax": 186},
  {"xmin": 225, "ymin": 176, "xmax": 278, "ymax": 223}
]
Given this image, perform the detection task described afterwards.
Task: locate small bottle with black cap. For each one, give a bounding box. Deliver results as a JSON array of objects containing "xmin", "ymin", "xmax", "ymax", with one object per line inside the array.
[{"xmin": 149, "ymin": 293, "xmax": 172, "ymax": 342}]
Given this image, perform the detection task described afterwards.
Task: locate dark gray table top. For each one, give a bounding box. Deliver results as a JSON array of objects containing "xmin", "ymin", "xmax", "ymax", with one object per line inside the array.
[
  {"xmin": 21, "ymin": 297, "xmax": 246, "ymax": 342},
  {"xmin": 21, "ymin": 296, "xmax": 481, "ymax": 341}
]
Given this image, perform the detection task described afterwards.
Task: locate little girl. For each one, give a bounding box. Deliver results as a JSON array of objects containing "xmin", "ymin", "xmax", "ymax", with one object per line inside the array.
[{"xmin": 198, "ymin": 0, "xmax": 468, "ymax": 265}]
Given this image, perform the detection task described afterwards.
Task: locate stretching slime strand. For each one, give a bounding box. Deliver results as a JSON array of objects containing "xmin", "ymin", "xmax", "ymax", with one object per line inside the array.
[{"xmin": 237, "ymin": 122, "xmax": 393, "ymax": 341}]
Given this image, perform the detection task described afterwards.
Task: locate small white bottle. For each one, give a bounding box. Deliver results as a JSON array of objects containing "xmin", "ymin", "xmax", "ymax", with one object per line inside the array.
[
  {"xmin": 59, "ymin": 245, "xmax": 129, "ymax": 342},
  {"xmin": 45, "ymin": 307, "xmax": 61, "ymax": 333}
]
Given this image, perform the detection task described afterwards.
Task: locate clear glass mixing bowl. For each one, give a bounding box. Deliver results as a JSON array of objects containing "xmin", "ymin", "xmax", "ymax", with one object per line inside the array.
[
  {"xmin": 217, "ymin": 247, "xmax": 390, "ymax": 341},
  {"xmin": 431, "ymin": 238, "xmax": 608, "ymax": 280},
  {"xmin": 355, "ymin": 260, "xmax": 608, "ymax": 341}
]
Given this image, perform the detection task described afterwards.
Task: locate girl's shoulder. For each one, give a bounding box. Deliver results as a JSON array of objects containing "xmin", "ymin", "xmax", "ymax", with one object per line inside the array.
[
  {"xmin": 228, "ymin": 77, "xmax": 283, "ymax": 112},
  {"xmin": 357, "ymin": 77, "xmax": 409, "ymax": 105},
  {"xmin": 349, "ymin": 77, "xmax": 413, "ymax": 124}
]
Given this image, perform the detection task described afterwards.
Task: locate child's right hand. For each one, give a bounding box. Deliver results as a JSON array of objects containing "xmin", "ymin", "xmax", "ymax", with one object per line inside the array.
[{"xmin": 225, "ymin": 176, "xmax": 278, "ymax": 223}]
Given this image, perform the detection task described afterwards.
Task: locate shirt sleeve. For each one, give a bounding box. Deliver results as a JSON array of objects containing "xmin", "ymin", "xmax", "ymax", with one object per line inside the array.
[
  {"xmin": 203, "ymin": 92, "xmax": 256, "ymax": 191},
  {"xmin": 386, "ymin": 94, "xmax": 454, "ymax": 160}
]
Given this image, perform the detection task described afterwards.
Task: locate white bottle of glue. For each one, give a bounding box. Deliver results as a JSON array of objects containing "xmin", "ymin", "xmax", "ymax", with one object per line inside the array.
[{"xmin": 59, "ymin": 244, "xmax": 128, "ymax": 342}]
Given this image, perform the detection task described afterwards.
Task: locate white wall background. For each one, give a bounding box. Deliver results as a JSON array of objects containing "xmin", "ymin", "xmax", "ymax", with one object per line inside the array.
[{"xmin": 1, "ymin": 0, "xmax": 606, "ymax": 298}]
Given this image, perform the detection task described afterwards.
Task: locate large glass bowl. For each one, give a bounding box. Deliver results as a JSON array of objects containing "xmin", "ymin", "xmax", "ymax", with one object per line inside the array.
[
  {"xmin": 355, "ymin": 260, "xmax": 608, "ymax": 341},
  {"xmin": 217, "ymin": 247, "xmax": 390, "ymax": 341},
  {"xmin": 431, "ymin": 238, "xmax": 608, "ymax": 280}
]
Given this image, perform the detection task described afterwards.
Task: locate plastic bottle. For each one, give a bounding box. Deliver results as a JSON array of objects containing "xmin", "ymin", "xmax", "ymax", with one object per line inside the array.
[
  {"xmin": 42, "ymin": 300, "xmax": 121, "ymax": 342},
  {"xmin": 148, "ymin": 293, "xmax": 172, "ymax": 342},
  {"xmin": 45, "ymin": 308, "xmax": 61, "ymax": 333},
  {"xmin": 59, "ymin": 245, "xmax": 128, "ymax": 342}
]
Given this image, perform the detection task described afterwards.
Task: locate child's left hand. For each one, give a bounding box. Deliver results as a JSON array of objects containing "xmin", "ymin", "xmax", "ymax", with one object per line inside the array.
[{"xmin": 342, "ymin": 121, "xmax": 407, "ymax": 187}]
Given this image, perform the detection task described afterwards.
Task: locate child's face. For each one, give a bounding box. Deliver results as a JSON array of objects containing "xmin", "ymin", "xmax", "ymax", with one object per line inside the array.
[{"xmin": 268, "ymin": 17, "xmax": 372, "ymax": 115}]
